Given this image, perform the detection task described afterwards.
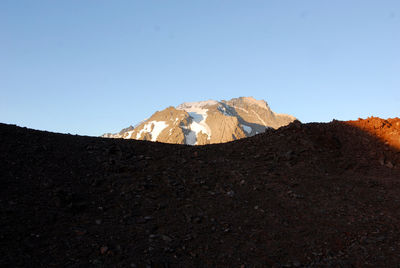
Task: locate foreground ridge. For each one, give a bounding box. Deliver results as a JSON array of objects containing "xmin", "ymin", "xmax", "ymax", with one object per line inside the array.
[{"xmin": 1, "ymin": 117, "xmax": 400, "ymax": 267}]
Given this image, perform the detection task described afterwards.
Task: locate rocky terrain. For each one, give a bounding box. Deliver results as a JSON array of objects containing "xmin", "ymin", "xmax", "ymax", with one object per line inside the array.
[
  {"xmin": 1, "ymin": 117, "xmax": 400, "ymax": 267},
  {"xmin": 102, "ymin": 126, "xmax": 134, "ymax": 139},
  {"xmin": 102, "ymin": 97, "xmax": 296, "ymax": 145}
]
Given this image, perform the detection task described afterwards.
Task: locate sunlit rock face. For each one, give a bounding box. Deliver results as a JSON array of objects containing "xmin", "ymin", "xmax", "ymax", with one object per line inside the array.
[{"xmin": 102, "ymin": 97, "xmax": 296, "ymax": 145}]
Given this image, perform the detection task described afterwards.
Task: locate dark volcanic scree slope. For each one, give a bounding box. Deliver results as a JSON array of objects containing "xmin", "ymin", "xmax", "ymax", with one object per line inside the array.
[{"xmin": 1, "ymin": 117, "xmax": 400, "ymax": 267}]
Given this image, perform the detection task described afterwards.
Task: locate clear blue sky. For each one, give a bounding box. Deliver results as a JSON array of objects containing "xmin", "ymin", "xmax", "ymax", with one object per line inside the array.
[{"xmin": 1, "ymin": 0, "xmax": 399, "ymax": 136}]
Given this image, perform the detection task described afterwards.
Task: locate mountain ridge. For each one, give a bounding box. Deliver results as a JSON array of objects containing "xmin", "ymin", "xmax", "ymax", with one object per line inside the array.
[{"xmin": 102, "ymin": 96, "xmax": 296, "ymax": 144}]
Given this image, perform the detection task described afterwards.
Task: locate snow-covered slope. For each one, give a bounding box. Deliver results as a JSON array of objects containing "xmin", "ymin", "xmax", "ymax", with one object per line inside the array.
[
  {"xmin": 176, "ymin": 101, "xmax": 216, "ymax": 145},
  {"xmin": 102, "ymin": 97, "xmax": 296, "ymax": 145}
]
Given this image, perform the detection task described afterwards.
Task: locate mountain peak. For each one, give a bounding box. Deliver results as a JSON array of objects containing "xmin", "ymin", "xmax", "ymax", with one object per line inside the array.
[
  {"xmin": 102, "ymin": 97, "xmax": 296, "ymax": 145},
  {"xmin": 176, "ymin": 99, "xmax": 218, "ymax": 110},
  {"xmin": 235, "ymin": 96, "xmax": 268, "ymax": 109}
]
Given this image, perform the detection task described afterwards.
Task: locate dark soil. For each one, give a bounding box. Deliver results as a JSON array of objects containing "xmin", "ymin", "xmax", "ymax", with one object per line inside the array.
[{"xmin": 1, "ymin": 117, "xmax": 400, "ymax": 267}]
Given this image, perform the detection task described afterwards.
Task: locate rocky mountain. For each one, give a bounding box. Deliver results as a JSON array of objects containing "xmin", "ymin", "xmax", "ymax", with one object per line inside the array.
[
  {"xmin": 102, "ymin": 97, "xmax": 296, "ymax": 144},
  {"xmin": 102, "ymin": 125, "xmax": 134, "ymax": 138}
]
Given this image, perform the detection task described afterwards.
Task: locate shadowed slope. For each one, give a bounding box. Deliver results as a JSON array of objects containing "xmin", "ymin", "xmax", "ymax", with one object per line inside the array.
[{"xmin": 1, "ymin": 118, "xmax": 400, "ymax": 267}]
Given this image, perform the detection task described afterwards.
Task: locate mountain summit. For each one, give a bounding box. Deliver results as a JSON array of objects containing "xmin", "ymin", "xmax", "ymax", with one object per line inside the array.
[{"xmin": 102, "ymin": 97, "xmax": 296, "ymax": 145}]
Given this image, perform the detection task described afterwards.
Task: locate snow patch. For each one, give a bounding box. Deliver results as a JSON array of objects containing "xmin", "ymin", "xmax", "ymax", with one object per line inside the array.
[
  {"xmin": 185, "ymin": 130, "xmax": 197, "ymax": 145},
  {"xmin": 136, "ymin": 121, "xmax": 168, "ymax": 141},
  {"xmin": 177, "ymin": 101, "xmax": 213, "ymax": 144},
  {"xmin": 182, "ymin": 119, "xmax": 208, "ymax": 145},
  {"xmin": 125, "ymin": 130, "xmax": 134, "ymax": 139},
  {"xmin": 149, "ymin": 121, "xmax": 168, "ymax": 141},
  {"xmin": 188, "ymin": 112, "xmax": 203, "ymax": 123},
  {"xmin": 241, "ymin": 125, "xmax": 252, "ymax": 134}
]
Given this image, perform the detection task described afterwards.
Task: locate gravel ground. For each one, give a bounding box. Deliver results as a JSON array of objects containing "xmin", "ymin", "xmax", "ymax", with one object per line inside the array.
[{"xmin": 1, "ymin": 117, "xmax": 400, "ymax": 267}]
